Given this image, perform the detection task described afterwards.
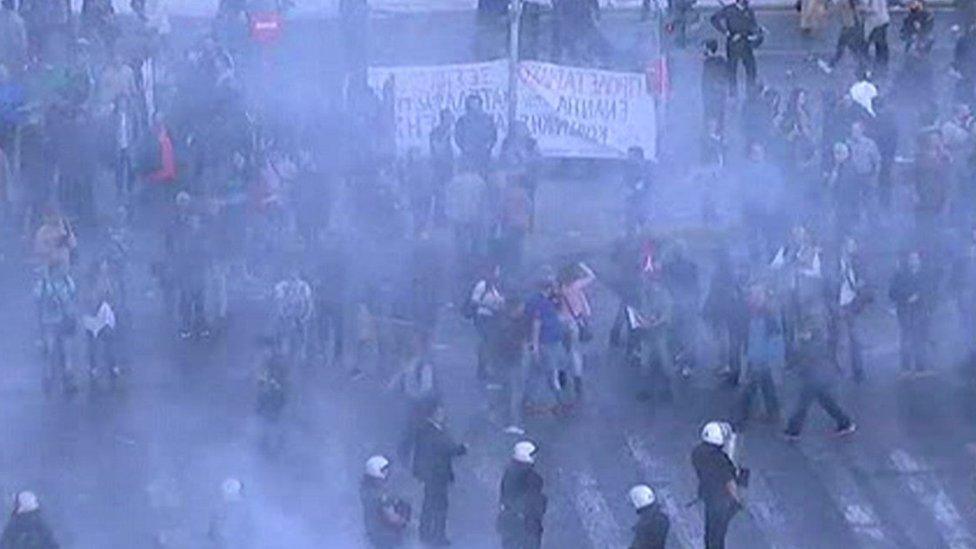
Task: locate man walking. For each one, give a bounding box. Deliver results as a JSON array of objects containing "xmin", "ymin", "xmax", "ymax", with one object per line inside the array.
[{"xmin": 783, "ymin": 316, "xmax": 857, "ymax": 440}]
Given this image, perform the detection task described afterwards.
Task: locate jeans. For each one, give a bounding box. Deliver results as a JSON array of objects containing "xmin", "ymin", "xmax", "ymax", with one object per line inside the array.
[
  {"xmin": 733, "ymin": 364, "xmax": 779, "ymax": 428},
  {"xmin": 497, "ymin": 354, "xmax": 527, "ymax": 427},
  {"xmin": 419, "ymin": 481, "xmax": 449, "ymax": 543},
  {"xmin": 835, "ymin": 311, "xmax": 864, "ymax": 380},
  {"xmin": 528, "ymin": 342, "xmax": 562, "ymax": 408},
  {"xmin": 785, "ymin": 377, "xmax": 852, "ymax": 435}
]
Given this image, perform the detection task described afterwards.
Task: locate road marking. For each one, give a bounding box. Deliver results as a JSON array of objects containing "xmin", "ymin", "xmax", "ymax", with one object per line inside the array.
[
  {"xmin": 798, "ymin": 444, "xmax": 893, "ymax": 546},
  {"xmin": 889, "ymin": 449, "xmax": 976, "ymax": 549},
  {"xmin": 573, "ymin": 469, "xmax": 628, "ymax": 549},
  {"xmin": 626, "ymin": 434, "xmax": 701, "ymax": 549},
  {"xmin": 742, "ymin": 471, "xmax": 795, "ymax": 549}
]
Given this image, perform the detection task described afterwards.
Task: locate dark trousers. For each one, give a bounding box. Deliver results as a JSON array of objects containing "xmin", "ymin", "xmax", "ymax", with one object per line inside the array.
[
  {"xmin": 316, "ymin": 301, "xmax": 345, "ymax": 361},
  {"xmin": 866, "ymin": 24, "xmax": 889, "ymax": 69},
  {"xmin": 87, "ymin": 328, "xmax": 118, "ymax": 375},
  {"xmin": 419, "ymin": 481, "xmax": 449, "ymax": 543},
  {"xmin": 898, "ymin": 314, "xmax": 929, "ymax": 372},
  {"xmin": 726, "ymin": 41, "xmax": 756, "ymax": 95},
  {"xmin": 878, "ymin": 155, "xmax": 894, "ymax": 208},
  {"xmin": 704, "ymin": 498, "xmax": 737, "ymax": 549},
  {"xmin": 116, "ymin": 148, "xmax": 133, "ymax": 197},
  {"xmin": 179, "ymin": 281, "xmax": 206, "ymax": 333},
  {"xmin": 785, "ymin": 378, "xmax": 852, "ymax": 435},
  {"xmin": 829, "ymin": 26, "xmax": 865, "ymax": 68},
  {"xmin": 733, "ymin": 365, "xmax": 779, "ymax": 428}
]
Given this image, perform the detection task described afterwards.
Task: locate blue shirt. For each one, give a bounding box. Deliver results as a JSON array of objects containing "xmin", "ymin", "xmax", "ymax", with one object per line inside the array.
[{"xmin": 527, "ymin": 292, "xmax": 563, "ymax": 345}]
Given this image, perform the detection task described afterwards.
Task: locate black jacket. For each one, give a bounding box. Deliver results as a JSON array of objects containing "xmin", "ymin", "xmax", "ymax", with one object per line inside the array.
[
  {"xmin": 412, "ymin": 419, "xmax": 466, "ymax": 485},
  {"xmin": 454, "ymin": 111, "xmax": 497, "ymax": 158},
  {"xmin": 691, "ymin": 442, "xmax": 736, "ymax": 504},
  {"xmin": 360, "ymin": 476, "xmax": 406, "ymax": 548},
  {"xmin": 710, "ymin": 3, "xmax": 759, "ymax": 40},
  {"xmin": 0, "ymin": 511, "xmax": 58, "ymax": 549},
  {"xmin": 629, "ymin": 504, "xmax": 670, "ymax": 549},
  {"xmin": 889, "ymin": 268, "xmax": 929, "ymax": 321},
  {"xmin": 498, "ymin": 461, "xmax": 547, "ymax": 539}
]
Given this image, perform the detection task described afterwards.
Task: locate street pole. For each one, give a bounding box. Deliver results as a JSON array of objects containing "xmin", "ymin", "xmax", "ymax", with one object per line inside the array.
[
  {"xmin": 507, "ymin": 0, "xmax": 524, "ymax": 133},
  {"xmin": 653, "ymin": 0, "xmax": 666, "ymax": 161}
]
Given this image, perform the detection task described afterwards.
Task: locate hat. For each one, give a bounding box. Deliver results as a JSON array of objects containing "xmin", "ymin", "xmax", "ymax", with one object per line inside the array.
[
  {"xmin": 221, "ymin": 478, "xmax": 243, "ymax": 502},
  {"xmin": 513, "ymin": 441, "xmax": 537, "ymax": 464},
  {"xmin": 365, "ymin": 455, "xmax": 390, "ymax": 479},
  {"xmin": 628, "ymin": 485, "xmax": 656, "ymax": 509},
  {"xmin": 15, "ymin": 491, "xmax": 38, "ymax": 514},
  {"xmin": 850, "ymin": 80, "xmax": 878, "ymax": 116}
]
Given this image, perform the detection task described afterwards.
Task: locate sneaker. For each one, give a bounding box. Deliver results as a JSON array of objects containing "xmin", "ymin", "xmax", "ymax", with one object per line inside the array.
[
  {"xmin": 782, "ymin": 431, "xmax": 801, "ymax": 443},
  {"xmin": 817, "ymin": 58, "xmax": 833, "ymax": 74},
  {"xmin": 504, "ymin": 425, "xmax": 526, "ymax": 435},
  {"xmin": 834, "ymin": 423, "xmax": 857, "ymax": 437},
  {"xmin": 680, "ymin": 366, "xmax": 692, "ymax": 379},
  {"xmin": 485, "ymin": 382, "xmax": 504, "ymax": 391},
  {"xmin": 913, "ymin": 369, "xmax": 936, "ymax": 378}
]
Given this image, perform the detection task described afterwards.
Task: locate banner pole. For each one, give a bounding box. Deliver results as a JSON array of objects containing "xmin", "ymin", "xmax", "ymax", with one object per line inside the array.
[{"xmin": 507, "ymin": 0, "xmax": 523, "ymax": 132}]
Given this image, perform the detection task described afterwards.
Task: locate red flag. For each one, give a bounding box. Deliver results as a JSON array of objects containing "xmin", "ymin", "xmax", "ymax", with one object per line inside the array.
[{"xmin": 645, "ymin": 56, "xmax": 670, "ymax": 100}]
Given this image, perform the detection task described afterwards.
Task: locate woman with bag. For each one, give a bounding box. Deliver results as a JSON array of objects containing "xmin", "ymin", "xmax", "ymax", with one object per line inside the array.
[
  {"xmin": 83, "ymin": 257, "xmax": 121, "ymax": 390},
  {"xmin": 558, "ymin": 262, "xmax": 596, "ymax": 402}
]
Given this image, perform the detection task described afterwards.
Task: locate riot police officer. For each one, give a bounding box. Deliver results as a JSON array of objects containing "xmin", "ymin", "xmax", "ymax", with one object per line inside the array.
[{"xmin": 691, "ymin": 422, "xmax": 743, "ymax": 549}]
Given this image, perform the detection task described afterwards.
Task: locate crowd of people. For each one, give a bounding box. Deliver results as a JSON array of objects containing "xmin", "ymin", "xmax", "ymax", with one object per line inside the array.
[{"xmin": 1, "ymin": 0, "xmax": 976, "ymax": 547}]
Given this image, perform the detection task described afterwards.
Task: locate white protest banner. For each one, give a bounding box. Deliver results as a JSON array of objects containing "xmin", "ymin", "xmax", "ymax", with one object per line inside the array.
[
  {"xmin": 368, "ymin": 60, "xmax": 509, "ymax": 153},
  {"xmin": 517, "ymin": 60, "xmax": 656, "ymax": 159},
  {"xmin": 371, "ymin": 59, "xmax": 655, "ymax": 159}
]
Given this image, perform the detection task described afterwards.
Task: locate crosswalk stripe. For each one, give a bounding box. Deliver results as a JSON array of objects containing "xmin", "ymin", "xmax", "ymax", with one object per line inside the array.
[
  {"xmin": 742, "ymin": 471, "xmax": 795, "ymax": 549},
  {"xmin": 626, "ymin": 434, "xmax": 701, "ymax": 549},
  {"xmin": 800, "ymin": 447, "xmax": 893, "ymax": 547},
  {"xmin": 889, "ymin": 449, "xmax": 976, "ymax": 549},
  {"xmin": 573, "ymin": 469, "xmax": 629, "ymax": 549}
]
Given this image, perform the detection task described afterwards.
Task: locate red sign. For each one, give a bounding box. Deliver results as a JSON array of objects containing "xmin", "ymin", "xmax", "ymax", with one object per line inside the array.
[{"xmin": 250, "ymin": 11, "xmax": 283, "ymax": 45}]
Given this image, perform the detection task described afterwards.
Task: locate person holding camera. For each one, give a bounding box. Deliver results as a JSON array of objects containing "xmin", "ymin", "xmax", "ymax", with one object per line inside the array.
[{"xmin": 691, "ymin": 421, "xmax": 744, "ymax": 549}]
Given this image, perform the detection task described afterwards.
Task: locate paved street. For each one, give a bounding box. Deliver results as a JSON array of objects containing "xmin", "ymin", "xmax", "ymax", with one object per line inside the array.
[
  {"xmin": 1, "ymin": 162, "xmax": 976, "ymax": 548},
  {"xmin": 2, "ymin": 5, "xmax": 976, "ymax": 549}
]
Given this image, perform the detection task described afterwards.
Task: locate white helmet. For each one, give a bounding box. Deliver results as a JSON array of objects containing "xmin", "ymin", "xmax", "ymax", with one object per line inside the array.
[
  {"xmin": 628, "ymin": 485, "xmax": 656, "ymax": 510},
  {"xmin": 512, "ymin": 441, "xmax": 537, "ymax": 464},
  {"xmin": 14, "ymin": 491, "xmax": 38, "ymax": 514},
  {"xmin": 701, "ymin": 421, "xmax": 730, "ymax": 446},
  {"xmin": 221, "ymin": 478, "xmax": 243, "ymax": 502},
  {"xmin": 365, "ymin": 455, "xmax": 390, "ymax": 479}
]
